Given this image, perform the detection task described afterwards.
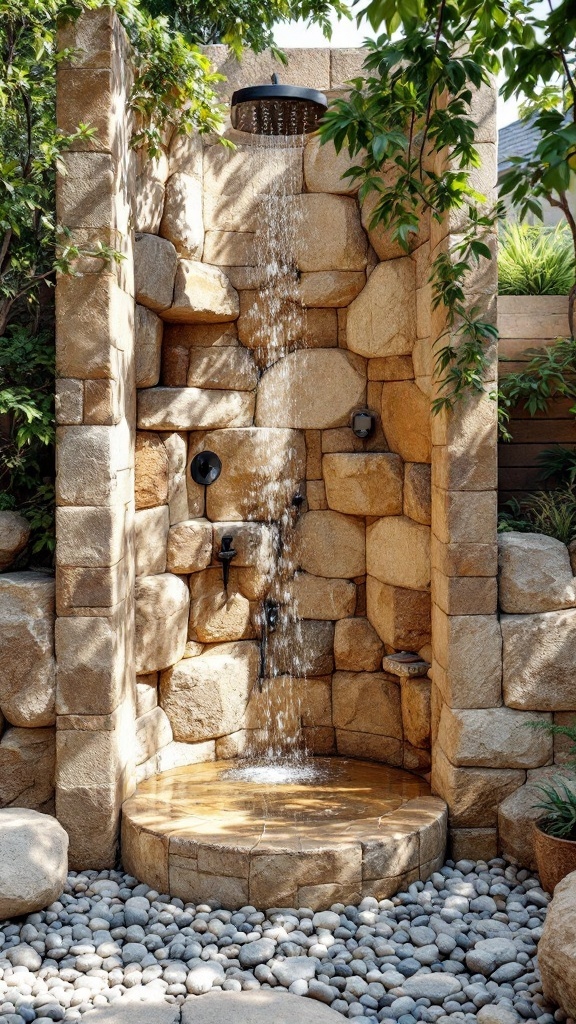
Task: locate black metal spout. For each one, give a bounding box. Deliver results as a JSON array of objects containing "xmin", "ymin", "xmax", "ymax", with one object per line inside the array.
[
  {"xmin": 264, "ymin": 599, "xmax": 279, "ymax": 632},
  {"xmin": 217, "ymin": 535, "xmax": 237, "ymax": 590}
]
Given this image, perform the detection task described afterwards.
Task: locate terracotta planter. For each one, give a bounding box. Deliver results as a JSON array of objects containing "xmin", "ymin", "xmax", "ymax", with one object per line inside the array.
[{"xmin": 533, "ymin": 820, "xmax": 576, "ymax": 893}]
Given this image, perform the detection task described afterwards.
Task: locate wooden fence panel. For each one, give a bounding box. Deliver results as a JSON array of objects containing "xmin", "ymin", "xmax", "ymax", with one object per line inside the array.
[{"xmin": 498, "ymin": 295, "xmax": 575, "ymax": 503}]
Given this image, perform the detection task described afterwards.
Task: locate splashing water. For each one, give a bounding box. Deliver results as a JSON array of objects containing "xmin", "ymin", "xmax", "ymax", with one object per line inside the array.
[{"xmin": 224, "ymin": 134, "xmax": 323, "ymax": 786}]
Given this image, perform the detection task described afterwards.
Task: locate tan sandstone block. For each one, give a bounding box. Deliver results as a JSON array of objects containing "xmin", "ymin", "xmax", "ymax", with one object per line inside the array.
[
  {"xmin": 164, "ymin": 322, "xmax": 238, "ymax": 349},
  {"xmin": 134, "ymin": 574, "xmax": 189, "ymax": 674},
  {"xmin": 203, "ymin": 230, "xmax": 255, "ymax": 267},
  {"xmin": 134, "ymin": 233, "xmax": 178, "ymax": 312},
  {"xmin": 0, "ymin": 574, "xmax": 55, "ymax": 728},
  {"xmin": 136, "ymin": 676, "xmax": 158, "ymax": 717},
  {"xmin": 160, "ymin": 173, "xmax": 203, "ymax": 259},
  {"xmin": 296, "ymin": 510, "xmax": 365, "ymax": 578},
  {"xmin": 367, "ymin": 516, "xmax": 430, "ymax": 591},
  {"xmin": 431, "ymin": 536, "xmax": 497, "ymax": 577},
  {"xmin": 161, "ymin": 340, "xmax": 189, "ymax": 386},
  {"xmin": 431, "ymin": 748, "xmax": 525, "ymax": 827},
  {"xmin": 450, "ymin": 828, "xmax": 498, "ymax": 863},
  {"xmin": 297, "ymin": 271, "xmax": 366, "ymax": 307},
  {"xmin": 0, "ymin": 727, "xmax": 55, "ymax": 811},
  {"xmin": 163, "ymin": 432, "xmax": 189, "ymax": 526},
  {"xmin": 187, "ymin": 348, "xmax": 258, "ymax": 391},
  {"xmin": 368, "ymin": 356, "xmax": 414, "ymax": 381},
  {"xmin": 138, "ymin": 387, "xmax": 254, "ymax": 431},
  {"xmin": 266, "ymin": 621, "xmax": 334, "ymax": 677},
  {"xmin": 56, "ymin": 274, "xmax": 132, "ymax": 380},
  {"xmin": 404, "ymin": 464, "xmax": 431, "ymax": 525},
  {"xmin": 212, "ymin": 522, "xmax": 274, "ymax": 569},
  {"xmin": 55, "ymin": 379, "xmax": 83, "ymax": 425},
  {"xmin": 57, "ymin": 782, "xmax": 123, "ymax": 870},
  {"xmin": 401, "ymin": 677, "xmax": 431, "ymax": 749},
  {"xmin": 431, "ymin": 397, "xmax": 497, "ymax": 493},
  {"xmin": 332, "ymin": 672, "xmax": 402, "ymax": 738},
  {"xmin": 432, "ymin": 608, "xmax": 502, "ymax": 708},
  {"xmin": 56, "ymin": 424, "xmax": 127, "ymax": 506},
  {"xmin": 336, "ymin": 730, "xmax": 403, "ymax": 766},
  {"xmin": 122, "ymin": 817, "xmax": 169, "ymax": 894},
  {"xmin": 438, "ymin": 705, "xmax": 552, "ymax": 769},
  {"xmin": 83, "ymin": 379, "xmax": 120, "ymax": 425},
  {"xmin": 166, "ymin": 519, "xmax": 212, "ymax": 574},
  {"xmin": 347, "ymin": 259, "xmax": 416, "ymax": 358},
  {"xmin": 381, "ymin": 381, "xmax": 431, "ymax": 463},
  {"xmin": 323, "ymin": 453, "xmax": 403, "ymax": 516},
  {"xmin": 135, "ymin": 506, "xmax": 169, "ymax": 577},
  {"xmin": 135, "ymin": 305, "xmax": 162, "ymax": 388},
  {"xmin": 136, "ymin": 706, "xmax": 173, "ymax": 765},
  {"xmin": 57, "ymin": 151, "xmax": 114, "ymax": 228},
  {"xmin": 498, "ymin": 766, "xmax": 576, "ymax": 869},
  {"xmin": 289, "ymin": 573, "xmax": 356, "ymax": 620},
  {"xmin": 160, "ymin": 641, "xmax": 259, "ymax": 742},
  {"xmin": 189, "ymin": 568, "xmax": 255, "ymax": 643},
  {"xmin": 163, "ymin": 261, "xmax": 239, "ymax": 323},
  {"xmin": 334, "ymin": 617, "xmax": 384, "ymax": 671},
  {"xmin": 498, "ymin": 532, "xmax": 576, "ymax": 613},
  {"xmin": 56, "ymin": 562, "xmax": 126, "ymax": 613},
  {"xmin": 291, "ymin": 194, "xmax": 367, "ymax": 272},
  {"xmin": 255, "ymin": 349, "xmax": 365, "ymax": 430},
  {"xmin": 306, "ymin": 431, "xmax": 323, "ymax": 480},
  {"xmin": 303, "ymin": 136, "xmax": 360, "ymax": 194},
  {"xmin": 432, "ymin": 486, "xmax": 497, "ymax": 545},
  {"xmin": 367, "ymin": 577, "xmax": 431, "ymax": 651},
  {"xmin": 187, "ymin": 429, "xmax": 305, "ymax": 523},
  {"xmin": 307, "ymin": 481, "xmax": 327, "ymax": 510},
  {"xmin": 55, "ymin": 506, "xmax": 125, "ymax": 568},
  {"xmin": 432, "ymin": 575, "xmax": 498, "ymax": 616},
  {"xmin": 135, "ymin": 432, "xmax": 168, "ymax": 509},
  {"xmin": 55, "ymin": 610, "xmax": 126, "ymax": 715},
  {"xmin": 502, "ymin": 609, "xmax": 576, "ymax": 710}
]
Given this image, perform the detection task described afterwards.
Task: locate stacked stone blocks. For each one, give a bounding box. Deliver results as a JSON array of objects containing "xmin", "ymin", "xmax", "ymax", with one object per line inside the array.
[{"xmin": 54, "ymin": 9, "xmax": 137, "ymax": 867}]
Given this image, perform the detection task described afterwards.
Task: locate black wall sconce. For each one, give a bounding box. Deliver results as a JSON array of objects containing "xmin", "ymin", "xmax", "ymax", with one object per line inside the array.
[
  {"xmin": 351, "ymin": 408, "xmax": 375, "ymax": 439},
  {"xmin": 190, "ymin": 450, "xmax": 222, "ymax": 486}
]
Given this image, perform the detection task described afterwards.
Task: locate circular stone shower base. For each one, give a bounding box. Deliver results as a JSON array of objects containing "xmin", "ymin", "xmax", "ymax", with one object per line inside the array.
[{"xmin": 122, "ymin": 758, "xmax": 447, "ymax": 910}]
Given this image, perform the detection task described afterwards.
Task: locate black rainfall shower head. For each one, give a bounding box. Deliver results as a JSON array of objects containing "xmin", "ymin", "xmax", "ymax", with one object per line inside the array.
[{"xmin": 230, "ymin": 76, "xmax": 328, "ymax": 136}]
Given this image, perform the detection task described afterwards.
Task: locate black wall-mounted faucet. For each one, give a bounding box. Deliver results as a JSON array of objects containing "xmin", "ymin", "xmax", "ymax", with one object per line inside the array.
[{"xmin": 217, "ymin": 535, "xmax": 237, "ymax": 590}]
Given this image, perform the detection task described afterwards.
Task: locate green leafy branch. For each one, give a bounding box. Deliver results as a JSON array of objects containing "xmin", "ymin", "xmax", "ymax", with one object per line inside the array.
[{"xmin": 318, "ymin": 27, "xmax": 499, "ymax": 409}]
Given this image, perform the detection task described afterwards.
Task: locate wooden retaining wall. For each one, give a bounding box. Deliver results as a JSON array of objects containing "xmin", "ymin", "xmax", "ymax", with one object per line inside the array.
[{"xmin": 498, "ymin": 295, "xmax": 574, "ymax": 502}]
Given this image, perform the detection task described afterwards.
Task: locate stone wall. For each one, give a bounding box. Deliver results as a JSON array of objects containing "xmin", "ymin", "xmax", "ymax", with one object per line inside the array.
[
  {"xmin": 130, "ymin": 94, "xmax": 438, "ymax": 776},
  {"xmin": 54, "ymin": 9, "xmax": 137, "ymax": 867},
  {"xmin": 48, "ymin": 8, "xmax": 538, "ymax": 868}
]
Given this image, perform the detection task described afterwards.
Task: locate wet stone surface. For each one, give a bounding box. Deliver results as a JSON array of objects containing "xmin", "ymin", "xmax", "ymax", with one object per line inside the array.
[{"xmin": 0, "ymin": 859, "xmax": 564, "ymax": 1024}]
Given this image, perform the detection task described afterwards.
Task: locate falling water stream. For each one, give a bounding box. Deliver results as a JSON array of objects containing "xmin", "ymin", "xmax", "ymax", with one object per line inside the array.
[{"xmin": 223, "ymin": 132, "xmax": 335, "ymax": 786}]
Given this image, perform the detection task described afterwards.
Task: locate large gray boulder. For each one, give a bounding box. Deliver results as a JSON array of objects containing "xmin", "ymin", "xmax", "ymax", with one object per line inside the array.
[{"xmin": 0, "ymin": 807, "xmax": 68, "ymax": 918}]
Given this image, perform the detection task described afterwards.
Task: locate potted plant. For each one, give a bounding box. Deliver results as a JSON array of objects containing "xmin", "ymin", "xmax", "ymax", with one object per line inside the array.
[{"xmin": 529, "ymin": 717, "xmax": 576, "ymax": 892}]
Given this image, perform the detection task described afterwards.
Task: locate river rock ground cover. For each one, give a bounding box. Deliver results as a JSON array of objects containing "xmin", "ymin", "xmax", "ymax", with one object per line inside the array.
[{"xmin": 0, "ymin": 858, "xmax": 564, "ymax": 1024}]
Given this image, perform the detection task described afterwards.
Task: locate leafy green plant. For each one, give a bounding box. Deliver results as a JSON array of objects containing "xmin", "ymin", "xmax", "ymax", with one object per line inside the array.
[
  {"xmin": 498, "ymin": 223, "xmax": 574, "ymax": 296},
  {"xmin": 497, "ymin": 487, "xmax": 576, "ymax": 545},
  {"xmin": 537, "ymin": 446, "xmax": 576, "ymax": 488},
  {"xmin": 533, "ymin": 779, "xmax": 576, "ymax": 841},
  {"xmin": 318, "ymin": 35, "xmax": 499, "ymax": 412},
  {"xmin": 498, "ymin": 335, "xmax": 576, "ymax": 440}
]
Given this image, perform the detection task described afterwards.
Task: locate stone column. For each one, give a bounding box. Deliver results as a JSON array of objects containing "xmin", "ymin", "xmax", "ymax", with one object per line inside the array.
[
  {"xmin": 54, "ymin": 9, "xmax": 136, "ymax": 867},
  {"xmin": 428, "ymin": 82, "xmax": 517, "ymax": 860}
]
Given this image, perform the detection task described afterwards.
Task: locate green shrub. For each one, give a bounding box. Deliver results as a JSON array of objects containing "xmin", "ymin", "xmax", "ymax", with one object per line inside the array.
[
  {"xmin": 498, "ymin": 222, "xmax": 574, "ymax": 296},
  {"xmin": 498, "ymin": 486, "xmax": 576, "ymax": 544}
]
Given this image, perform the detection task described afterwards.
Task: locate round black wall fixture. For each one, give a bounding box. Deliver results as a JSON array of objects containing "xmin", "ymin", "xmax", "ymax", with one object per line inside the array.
[{"xmin": 190, "ymin": 451, "xmax": 222, "ymax": 486}]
